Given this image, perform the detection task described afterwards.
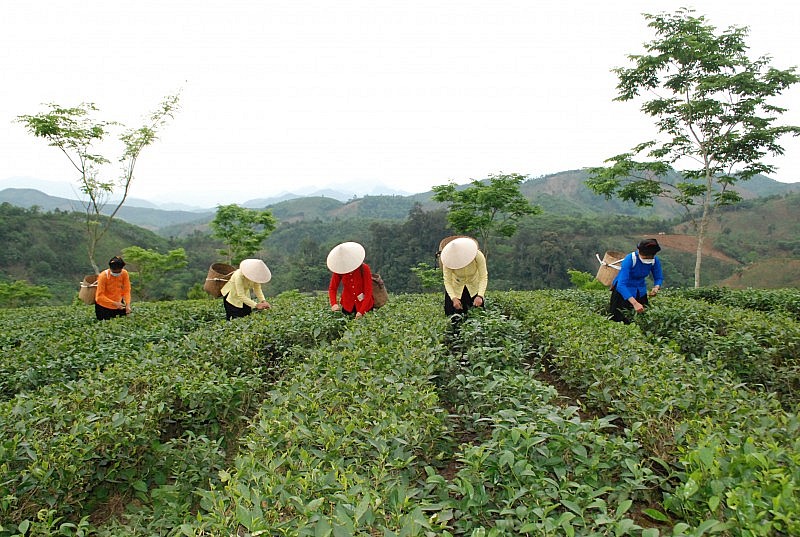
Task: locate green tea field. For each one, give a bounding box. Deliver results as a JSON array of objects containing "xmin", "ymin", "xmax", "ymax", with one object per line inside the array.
[{"xmin": 1, "ymin": 288, "xmax": 799, "ymax": 536}]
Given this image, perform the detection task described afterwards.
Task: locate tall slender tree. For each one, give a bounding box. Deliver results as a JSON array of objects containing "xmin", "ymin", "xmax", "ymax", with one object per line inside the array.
[
  {"xmin": 17, "ymin": 94, "xmax": 181, "ymax": 273},
  {"xmin": 586, "ymin": 9, "xmax": 799, "ymax": 287}
]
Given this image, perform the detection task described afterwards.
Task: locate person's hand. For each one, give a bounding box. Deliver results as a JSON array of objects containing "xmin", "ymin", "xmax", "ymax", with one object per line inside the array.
[
  {"xmin": 452, "ymin": 298, "xmax": 463, "ymax": 310},
  {"xmin": 648, "ymin": 286, "xmax": 660, "ymax": 298},
  {"xmin": 256, "ymin": 301, "xmax": 271, "ymax": 310},
  {"xmin": 331, "ymin": 304, "xmax": 340, "ymax": 312},
  {"xmin": 630, "ymin": 299, "xmax": 645, "ymax": 313},
  {"xmin": 473, "ymin": 295, "xmax": 484, "ymax": 307},
  {"xmin": 355, "ymin": 312, "xmax": 363, "ymax": 318},
  {"xmin": 124, "ymin": 305, "xmax": 132, "ymax": 314}
]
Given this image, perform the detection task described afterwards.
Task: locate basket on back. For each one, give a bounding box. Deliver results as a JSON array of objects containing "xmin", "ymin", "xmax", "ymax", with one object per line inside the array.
[
  {"xmin": 204, "ymin": 263, "xmax": 236, "ymax": 297},
  {"xmin": 78, "ymin": 274, "xmax": 99, "ymax": 305},
  {"xmin": 595, "ymin": 250, "xmax": 625, "ymax": 287}
]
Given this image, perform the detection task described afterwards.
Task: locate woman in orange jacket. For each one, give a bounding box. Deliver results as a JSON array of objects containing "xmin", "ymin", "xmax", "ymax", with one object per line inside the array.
[{"xmin": 94, "ymin": 256, "xmax": 132, "ymax": 320}]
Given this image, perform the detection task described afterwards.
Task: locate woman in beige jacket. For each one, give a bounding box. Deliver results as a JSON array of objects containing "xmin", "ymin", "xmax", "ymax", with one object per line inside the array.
[
  {"xmin": 440, "ymin": 237, "xmax": 488, "ymax": 319},
  {"xmin": 220, "ymin": 258, "xmax": 272, "ymax": 320}
]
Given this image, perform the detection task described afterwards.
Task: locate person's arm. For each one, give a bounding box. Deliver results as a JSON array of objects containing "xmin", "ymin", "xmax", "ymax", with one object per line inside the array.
[
  {"xmin": 254, "ymin": 282, "xmax": 266, "ymax": 303},
  {"xmin": 652, "ymin": 258, "xmax": 664, "ymax": 288},
  {"xmin": 442, "ymin": 267, "xmax": 459, "ymax": 299},
  {"xmin": 252, "ymin": 282, "xmax": 272, "ymax": 309},
  {"xmin": 474, "ymin": 251, "xmax": 488, "ymax": 298},
  {"xmin": 122, "ymin": 271, "xmax": 132, "ymax": 312},
  {"xmin": 94, "ymin": 271, "xmax": 110, "ymax": 308},
  {"xmin": 648, "ymin": 258, "xmax": 664, "ymax": 297},
  {"xmin": 328, "ymin": 273, "xmax": 341, "ymax": 310}
]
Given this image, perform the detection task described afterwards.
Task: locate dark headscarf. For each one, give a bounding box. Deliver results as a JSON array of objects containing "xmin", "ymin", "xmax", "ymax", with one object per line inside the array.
[
  {"xmin": 109, "ymin": 256, "xmax": 126, "ymax": 269},
  {"xmin": 637, "ymin": 239, "xmax": 661, "ymax": 256}
]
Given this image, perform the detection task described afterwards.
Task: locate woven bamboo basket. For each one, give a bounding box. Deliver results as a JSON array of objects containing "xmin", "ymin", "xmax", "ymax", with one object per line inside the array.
[
  {"xmin": 203, "ymin": 263, "xmax": 236, "ymax": 297},
  {"xmin": 78, "ymin": 274, "xmax": 99, "ymax": 305},
  {"xmin": 595, "ymin": 250, "xmax": 625, "ymax": 287}
]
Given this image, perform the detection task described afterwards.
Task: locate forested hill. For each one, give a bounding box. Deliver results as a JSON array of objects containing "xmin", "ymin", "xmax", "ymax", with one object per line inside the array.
[
  {"xmin": 0, "ymin": 188, "xmax": 213, "ymax": 231},
  {"xmin": 2, "ymin": 170, "xmax": 797, "ymax": 235},
  {"xmin": 1, "ymin": 190, "xmax": 799, "ymax": 305}
]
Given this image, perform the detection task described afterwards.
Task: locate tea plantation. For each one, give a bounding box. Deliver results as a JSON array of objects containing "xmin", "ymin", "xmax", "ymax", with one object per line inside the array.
[{"xmin": 1, "ymin": 289, "xmax": 798, "ymax": 536}]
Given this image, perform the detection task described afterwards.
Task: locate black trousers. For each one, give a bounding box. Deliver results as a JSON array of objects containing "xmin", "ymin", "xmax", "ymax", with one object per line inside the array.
[
  {"xmin": 223, "ymin": 295, "xmax": 252, "ymax": 321},
  {"xmin": 444, "ymin": 286, "xmax": 482, "ymax": 317},
  {"xmin": 95, "ymin": 303, "xmax": 127, "ymax": 321},
  {"xmin": 340, "ymin": 304, "xmax": 373, "ymax": 316},
  {"xmin": 609, "ymin": 288, "xmax": 648, "ymax": 323}
]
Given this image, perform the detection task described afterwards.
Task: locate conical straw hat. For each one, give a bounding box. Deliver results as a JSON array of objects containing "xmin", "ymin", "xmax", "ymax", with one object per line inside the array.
[
  {"xmin": 240, "ymin": 258, "xmax": 272, "ymax": 283},
  {"xmin": 440, "ymin": 237, "xmax": 479, "ymax": 269},
  {"xmin": 326, "ymin": 242, "xmax": 366, "ymax": 274}
]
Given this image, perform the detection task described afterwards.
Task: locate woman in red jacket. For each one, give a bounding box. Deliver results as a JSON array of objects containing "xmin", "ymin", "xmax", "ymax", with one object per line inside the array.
[{"xmin": 327, "ymin": 241, "xmax": 374, "ymax": 318}]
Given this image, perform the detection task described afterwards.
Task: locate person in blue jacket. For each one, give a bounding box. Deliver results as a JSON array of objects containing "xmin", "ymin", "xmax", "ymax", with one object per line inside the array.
[{"xmin": 609, "ymin": 238, "xmax": 663, "ymax": 323}]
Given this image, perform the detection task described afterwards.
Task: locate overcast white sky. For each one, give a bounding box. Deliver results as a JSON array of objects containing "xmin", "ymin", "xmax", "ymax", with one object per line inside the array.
[{"xmin": 2, "ymin": 0, "xmax": 799, "ymax": 207}]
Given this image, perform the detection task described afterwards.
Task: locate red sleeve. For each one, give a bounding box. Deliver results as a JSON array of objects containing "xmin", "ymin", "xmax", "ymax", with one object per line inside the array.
[{"xmin": 328, "ymin": 272, "xmax": 341, "ymax": 306}]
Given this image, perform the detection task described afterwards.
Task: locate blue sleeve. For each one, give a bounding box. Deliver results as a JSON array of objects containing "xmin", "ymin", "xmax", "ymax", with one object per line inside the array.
[
  {"xmin": 652, "ymin": 258, "xmax": 664, "ymax": 287},
  {"xmin": 613, "ymin": 253, "xmax": 636, "ymax": 300}
]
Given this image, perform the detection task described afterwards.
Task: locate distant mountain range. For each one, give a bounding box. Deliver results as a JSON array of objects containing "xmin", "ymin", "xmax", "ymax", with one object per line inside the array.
[
  {"xmin": 2, "ymin": 170, "xmax": 798, "ymax": 235},
  {"xmin": 0, "ymin": 176, "xmax": 411, "ymax": 210}
]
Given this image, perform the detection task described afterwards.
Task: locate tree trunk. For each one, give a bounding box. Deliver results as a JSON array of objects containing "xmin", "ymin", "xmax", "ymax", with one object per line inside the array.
[
  {"xmin": 694, "ymin": 176, "xmax": 714, "ymax": 288},
  {"xmin": 694, "ymin": 220, "xmax": 705, "ymax": 288}
]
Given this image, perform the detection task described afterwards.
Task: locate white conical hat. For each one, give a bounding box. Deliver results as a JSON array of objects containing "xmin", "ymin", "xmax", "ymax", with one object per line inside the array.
[
  {"xmin": 440, "ymin": 237, "xmax": 479, "ymax": 269},
  {"xmin": 326, "ymin": 242, "xmax": 366, "ymax": 274},
  {"xmin": 239, "ymin": 258, "xmax": 272, "ymax": 283}
]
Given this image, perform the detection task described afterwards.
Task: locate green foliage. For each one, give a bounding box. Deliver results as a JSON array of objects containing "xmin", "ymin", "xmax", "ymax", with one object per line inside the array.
[
  {"xmin": 209, "ymin": 204, "xmax": 277, "ymax": 263},
  {"xmin": 636, "ymin": 295, "xmax": 800, "ymax": 405},
  {"xmin": 186, "ymin": 283, "xmax": 208, "ymax": 300},
  {"xmin": 120, "ymin": 245, "xmax": 187, "ymax": 300},
  {"xmin": 0, "ymin": 295, "xmax": 345, "ymax": 532},
  {"xmin": 409, "ymin": 262, "xmax": 441, "ymax": 291},
  {"xmin": 186, "ymin": 295, "xmax": 451, "ymax": 534},
  {"xmin": 432, "ymin": 172, "xmax": 541, "ymax": 257},
  {"xmin": 567, "ymin": 269, "xmax": 608, "ymax": 290},
  {"xmin": 0, "ymin": 204, "xmax": 174, "ymax": 303},
  {"xmin": 587, "ymin": 9, "xmax": 800, "ymax": 287},
  {"xmin": 499, "ymin": 289, "xmax": 800, "ymax": 535},
  {"xmin": 676, "ymin": 286, "xmax": 800, "ymax": 320},
  {"xmin": 1, "ymin": 292, "xmax": 800, "ymax": 534},
  {"xmin": 0, "ymin": 280, "xmax": 51, "ymax": 308}
]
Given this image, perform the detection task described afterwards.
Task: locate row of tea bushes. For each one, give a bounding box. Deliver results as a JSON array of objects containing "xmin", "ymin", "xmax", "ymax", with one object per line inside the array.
[
  {"xmin": 634, "ymin": 296, "xmax": 800, "ymax": 405},
  {"xmin": 433, "ymin": 306, "xmax": 665, "ymax": 536},
  {"xmin": 106, "ymin": 298, "xmax": 667, "ymax": 536},
  {"xmin": 0, "ymin": 295, "xmax": 345, "ymax": 533},
  {"xmin": 498, "ymin": 290, "xmax": 800, "ymax": 536},
  {"xmin": 673, "ymin": 287, "xmax": 800, "ymax": 320},
  {"xmin": 0, "ymin": 301, "xmax": 222, "ymax": 399},
  {"xmin": 179, "ymin": 294, "xmax": 455, "ymax": 535}
]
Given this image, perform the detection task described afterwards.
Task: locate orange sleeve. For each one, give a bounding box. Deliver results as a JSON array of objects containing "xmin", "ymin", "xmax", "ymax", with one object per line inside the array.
[
  {"xmin": 122, "ymin": 270, "xmax": 132, "ymax": 305},
  {"xmin": 94, "ymin": 270, "xmax": 113, "ymax": 308}
]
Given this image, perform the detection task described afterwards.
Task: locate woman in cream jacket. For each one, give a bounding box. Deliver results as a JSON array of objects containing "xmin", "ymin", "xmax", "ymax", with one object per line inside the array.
[
  {"xmin": 220, "ymin": 258, "xmax": 272, "ymax": 320},
  {"xmin": 440, "ymin": 237, "xmax": 488, "ymax": 318}
]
